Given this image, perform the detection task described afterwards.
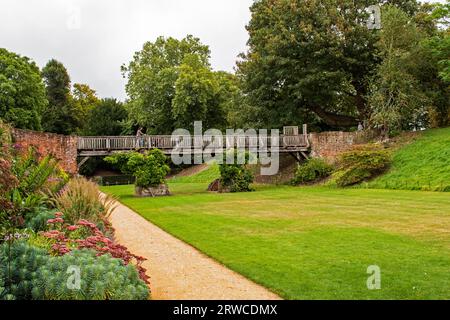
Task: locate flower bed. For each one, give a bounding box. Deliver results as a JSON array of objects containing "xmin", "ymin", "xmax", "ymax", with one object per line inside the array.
[{"xmin": 1, "ymin": 123, "xmax": 150, "ymax": 300}]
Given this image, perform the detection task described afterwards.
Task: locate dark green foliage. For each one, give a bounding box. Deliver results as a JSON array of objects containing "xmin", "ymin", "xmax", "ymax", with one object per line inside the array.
[
  {"xmin": 41, "ymin": 59, "xmax": 79, "ymax": 134},
  {"xmin": 235, "ymin": 0, "xmax": 448, "ymax": 131},
  {"xmin": 104, "ymin": 152, "xmax": 131, "ymax": 174},
  {"xmin": 12, "ymin": 148, "xmax": 62, "ymax": 196},
  {"xmin": 1, "ymin": 147, "xmax": 63, "ymax": 237},
  {"xmin": 78, "ymin": 157, "xmax": 104, "ymax": 177},
  {"xmin": 105, "ymin": 150, "xmax": 170, "ymax": 188},
  {"xmin": 0, "ymin": 242, "xmax": 149, "ymax": 300},
  {"xmin": 83, "ymin": 98, "xmax": 127, "ymax": 136},
  {"xmin": 332, "ymin": 146, "xmax": 391, "ymax": 187},
  {"xmin": 219, "ymin": 152, "xmax": 254, "ymax": 193},
  {"xmin": 0, "ymin": 48, "xmax": 47, "ymax": 130},
  {"xmin": 292, "ymin": 158, "xmax": 334, "ymax": 185},
  {"xmin": 237, "ymin": 0, "xmax": 381, "ymax": 129},
  {"xmin": 25, "ymin": 209, "xmax": 57, "ymax": 232},
  {"xmin": 0, "ymin": 270, "xmax": 10, "ymax": 300}
]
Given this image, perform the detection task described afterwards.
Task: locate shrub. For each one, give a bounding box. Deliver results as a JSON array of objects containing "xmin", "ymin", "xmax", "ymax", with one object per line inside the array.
[
  {"xmin": 31, "ymin": 249, "xmax": 149, "ymax": 300},
  {"xmin": 291, "ymin": 158, "xmax": 334, "ymax": 185},
  {"xmin": 0, "ymin": 270, "xmax": 10, "ymax": 300},
  {"xmin": 0, "ymin": 241, "xmax": 49, "ymax": 300},
  {"xmin": 219, "ymin": 151, "xmax": 254, "ymax": 192},
  {"xmin": 331, "ymin": 145, "xmax": 391, "ymax": 187},
  {"xmin": 25, "ymin": 232, "xmax": 54, "ymax": 252},
  {"xmin": 0, "ymin": 242, "xmax": 149, "ymax": 300},
  {"xmin": 1, "ymin": 145, "xmax": 67, "ymax": 238},
  {"xmin": 105, "ymin": 149, "xmax": 170, "ymax": 189},
  {"xmin": 53, "ymin": 177, "xmax": 116, "ymax": 228},
  {"xmin": 40, "ymin": 214, "xmax": 149, "ymax": 284},
  {"xmin": 25, "ymin": 209, "xmax": 57, "ymax": 232},
  {"xmin": 12, "ymin": 148, "xmax": 64, "ymax": 197}
]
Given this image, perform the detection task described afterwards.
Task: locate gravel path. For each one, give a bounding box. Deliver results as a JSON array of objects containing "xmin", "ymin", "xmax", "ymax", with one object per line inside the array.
[{"xmin": 108, "ymin": 197, "xmax": 281, "ymax": 300}]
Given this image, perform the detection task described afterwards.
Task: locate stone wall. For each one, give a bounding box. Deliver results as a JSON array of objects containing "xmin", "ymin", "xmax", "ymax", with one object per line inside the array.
[
  {"xmin": 309, "ymin": 130, "xmax": 379, "ymax": 162},
  {"xmin": 11, "ymin": 128, "xmax": 78, "ymax": 175}
]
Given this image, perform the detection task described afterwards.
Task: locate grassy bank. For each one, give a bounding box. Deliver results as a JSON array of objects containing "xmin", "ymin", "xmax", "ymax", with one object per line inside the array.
[{"xmin": 365, "ymin": 127, "xmax": 450, "ymax": 191}]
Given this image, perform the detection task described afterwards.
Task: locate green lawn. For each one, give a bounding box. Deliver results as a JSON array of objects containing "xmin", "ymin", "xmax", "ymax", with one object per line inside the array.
[
  {"xmin": 366, "ymin": 127, "xmax": 450, "ymax": 192},
  {"xmin": 102, "ymin": 183, "xmax": 450, "ymax": 300},
  {"xmin": 169, "ymin": 163, "xmax": 220, "ymax": 183}
]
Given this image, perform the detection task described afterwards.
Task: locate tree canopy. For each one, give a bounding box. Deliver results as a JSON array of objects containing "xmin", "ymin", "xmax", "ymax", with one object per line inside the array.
[
  {"xmin": 0, "ymin": 48, "xmax": 47, "ymax": 130},
  {"xmin": 41, "ymin": 59, "xmax": 79, "ymax": 134},
  {"xmin": 122, "ymin": 35, "xmax": 232, "ymax": 133},
  {"xmin": 368, "ymin": 2, "xmax": 450, "ymax": 132},
  {"xmin": 1, "ymin": 1, "xmax": 448, "ymax": 138},
  {"xmin": 368, "ymin": 5, "xmax": 430, "ymax": 135},
  {"xmin": 83, "ymin": 98, "xmax": 127, "ymax": 136},
  {"xmin": 237, "ymin": 0, "xmax": 424, "ymax": 130}
]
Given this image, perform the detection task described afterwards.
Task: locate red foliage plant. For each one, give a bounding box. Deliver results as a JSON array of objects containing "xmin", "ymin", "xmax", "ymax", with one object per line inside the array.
[
  {"xmin": 0, "ymin": 152, "xmax": 18, "ymax": 195},
  {"xmin": 42, "ymin": 213, "xmax": 149, "ymax": 284}
]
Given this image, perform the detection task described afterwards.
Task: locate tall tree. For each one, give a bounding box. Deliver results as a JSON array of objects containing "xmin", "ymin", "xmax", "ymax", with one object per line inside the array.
[
  {"xmin": 172, "ymin": 56, "xmax": 229, "ymax": 130},
  {"xmin": 122, "ymin": 35, "xmax": 229, "ymax": 134},
  {"xmin": 83, "ymin": 98, "xmax": 127, "ymax": 136},
  {"xmin": 0, "ymin": 48, "xmax": 47, "ymax": 130},
  {"xmin": 368, "ymin": 6, "xmax": 430, "ymax": 135},
  {"xmin": 41, "ymin": 59, "xmax": 78, "ymax": 134},
  {"xmin": 72, "ymin": 83, "xmax": 100, "ymax": 133},
  {"xmin": 237, "ymin": 0, "xmax": 420, "ymax": 129}
]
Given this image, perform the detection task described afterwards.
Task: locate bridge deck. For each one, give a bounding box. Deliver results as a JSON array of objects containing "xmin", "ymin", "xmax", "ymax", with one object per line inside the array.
[{"xmin": 77, "ymin": 134, "xmax": 310, "ymax": 156}]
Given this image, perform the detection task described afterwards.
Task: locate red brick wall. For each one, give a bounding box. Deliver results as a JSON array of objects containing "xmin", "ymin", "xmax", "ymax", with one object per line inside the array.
[
  {"xmin": 11, "ymin": 128, "xmax": 78, "ymax": 175},
  {"xmin": 309, "ymin": 130, "xmax": 379, "ymax": 163}
]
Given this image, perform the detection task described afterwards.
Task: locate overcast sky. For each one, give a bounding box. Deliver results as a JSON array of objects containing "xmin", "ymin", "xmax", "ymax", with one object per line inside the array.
[{"xmin": 0, "ymin": 0, "xmax": 444, "ymax": 101}]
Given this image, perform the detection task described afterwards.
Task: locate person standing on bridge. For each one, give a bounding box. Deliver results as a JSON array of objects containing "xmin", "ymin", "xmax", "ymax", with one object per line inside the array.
[{"xmin": 136, "ymin": 127, "xmax": 145, "ymax": 149}]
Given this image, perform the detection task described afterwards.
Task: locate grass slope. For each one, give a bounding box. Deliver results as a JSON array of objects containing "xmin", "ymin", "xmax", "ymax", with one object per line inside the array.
[
  {"xmin": 365, "ymin": 127, "xmax": 450, "ymax": 191},
  {"xmin": 169, "ymin": 163, "xmax": 220, "ymax": 183},
  {"xmin": 103, "ymin": 183, "xmax": 450, "ymax": 300}
]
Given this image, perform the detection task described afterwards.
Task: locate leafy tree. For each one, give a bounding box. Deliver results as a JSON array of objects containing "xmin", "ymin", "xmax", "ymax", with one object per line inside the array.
[
  {"xmin": 423, "ymin": 1, "xmax": 449, "ymax": 84},
  {"xmin": 41, "ymin": 59, "xmax": 78, "ymax": 134},
  {"xmin": 368, "ymin": 5, "xmax": 431, "ymax": 135},
  {"xmin": 72, "ymin": 83, "xmax": 100, "ymax": 132},
  {"xmin": 83, "ymin": 98, "xmax": 127, "ymax": 136},
  {"xmin": 237, "ymin": 0, "xmax": 420, "ymax": 129},
  {"xmin": 172, "ymin": 56, "xmax": 228, "ymax": 130},
  {"xmin": 122, "ymin": 36, "xmax": 229, "ymax": 133},
  {"xmin": 216, "ymin": 72, "xmax": 260, "ymax": 129},
  {"xmin": 0, "ymin": 48, "xmax": 47, "ymax": 130},
  {"xmin": 368, "ymin": 4, "xmax": 450, "ymax": 132},
  {"xmin": 105, "ymin": 150, "xmax": 170, "ymax": 189}
]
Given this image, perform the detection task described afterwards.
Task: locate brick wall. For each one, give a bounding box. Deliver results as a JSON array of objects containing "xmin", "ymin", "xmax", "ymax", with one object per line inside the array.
[
  {"xmin": 309, "ymin": 130, "xmax": 379, "ymax": 162},
  {"xmin": 11, "ymin": 128, "xmax": 78, "ymax": 175},
  {"xmin": 9, "ymin": 128, "xmax": 378, "ymax": 176}
]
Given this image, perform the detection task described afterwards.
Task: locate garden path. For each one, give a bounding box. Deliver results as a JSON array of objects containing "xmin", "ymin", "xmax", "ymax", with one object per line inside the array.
[{"xmin": 107, "ymin": 196, "xmax": 281, "ymax": 300}]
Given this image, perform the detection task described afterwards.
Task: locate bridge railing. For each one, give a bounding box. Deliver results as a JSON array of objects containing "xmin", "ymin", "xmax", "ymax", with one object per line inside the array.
[
  {"xmin": 78, "ymin": 135, "xmax": 308, "ymax": 151},
  {"xmin": 77, "ymin": 125, "xmax": 309, "ymax": 152}
]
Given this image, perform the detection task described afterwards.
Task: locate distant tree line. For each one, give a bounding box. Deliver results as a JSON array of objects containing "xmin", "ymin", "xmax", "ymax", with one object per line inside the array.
[
  {"xmin": 0, "ymin": 0, "xmax": 448, "ymax": 137},
  {"xmin": 0, "ymin": 53, "xmax": 127, "ymax": 136}
]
